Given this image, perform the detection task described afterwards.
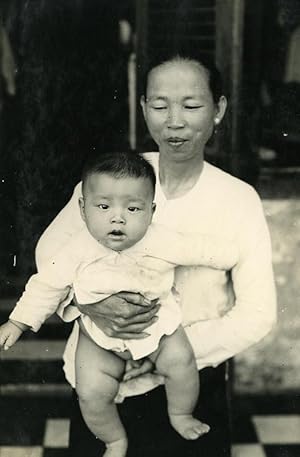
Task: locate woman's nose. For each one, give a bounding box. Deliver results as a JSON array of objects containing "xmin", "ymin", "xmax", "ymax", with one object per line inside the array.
[{"xmin": 167, "ymin": 106, "xmax": 185, "ymax": 128}]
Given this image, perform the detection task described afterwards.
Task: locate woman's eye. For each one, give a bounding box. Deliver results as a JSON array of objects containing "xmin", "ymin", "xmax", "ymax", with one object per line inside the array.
[
  {"xmin": 185, "ymin": 105, "xmax": 201, "ymax": 110},
  {"xmin": 152, "ymin": 106, "xmax": 167, "ymax": 110},
  {"xmin": 98, "ymin": 204, "xmax": 109, "ymax": 210},
  {"xmin": 128, "ymin": 207, "xmax": 140, "ymax": 213}
]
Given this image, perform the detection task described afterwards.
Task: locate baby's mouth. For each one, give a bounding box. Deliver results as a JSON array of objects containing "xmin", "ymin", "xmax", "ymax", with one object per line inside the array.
[{"xmin": 108, "ymin": 230, "xmax": 126, "ymax": 239}]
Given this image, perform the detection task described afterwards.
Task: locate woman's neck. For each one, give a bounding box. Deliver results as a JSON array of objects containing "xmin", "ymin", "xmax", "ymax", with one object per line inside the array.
[{"xmin": 159, "ymin": 155, "xmax": 204, "ymax": 199}]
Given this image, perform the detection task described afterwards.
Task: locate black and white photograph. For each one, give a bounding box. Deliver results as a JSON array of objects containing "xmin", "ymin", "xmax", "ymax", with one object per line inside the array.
[{"xmin": 0, "ymin": 1, "xmax": 299, "ymax": 456}]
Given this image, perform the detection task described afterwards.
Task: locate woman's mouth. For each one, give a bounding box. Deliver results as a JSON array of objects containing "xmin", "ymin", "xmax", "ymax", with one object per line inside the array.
[{"xmin": 167, "ymin": 137, "xmax": 187, "ymax": 147}]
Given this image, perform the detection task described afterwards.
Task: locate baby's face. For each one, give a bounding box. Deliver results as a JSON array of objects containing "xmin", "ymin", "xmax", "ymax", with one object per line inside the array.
[{"xmin": 80, "ymin": 173, "xmax": 155, "ymax": 251}]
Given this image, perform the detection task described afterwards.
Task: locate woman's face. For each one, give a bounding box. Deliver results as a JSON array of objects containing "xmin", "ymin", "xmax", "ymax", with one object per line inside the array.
[{"xmin": 141, "ymin": 60, "xmax": 226, "ymax": 163}]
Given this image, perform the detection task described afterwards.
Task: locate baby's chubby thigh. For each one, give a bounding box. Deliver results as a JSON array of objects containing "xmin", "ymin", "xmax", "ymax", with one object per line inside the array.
[
  {"xmin": 75, "ymin": 329, "xmax": 129, "ymax": 454},
  {"xmin": 150, "ymin": 325, "xmax": 197, "ymax": 376},
  {"xmin": 150, "ymin": 326, "xmax": 210, "ymax": 441},
  {"xmin": 75, "ymin": 329, "xmax": 126, "ymax": 404}
]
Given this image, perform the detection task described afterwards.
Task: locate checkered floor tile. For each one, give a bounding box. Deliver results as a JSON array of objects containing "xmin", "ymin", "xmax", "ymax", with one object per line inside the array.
[
  {"xmin": 232, "ymin": 444, "xmax": 266, "ymax": 457},
  {"xmin": 0, "ymin": 398, "xmax": 300, "ymax": 456},
  {"xmin": 1, "ymin": 298, "xmax": 299, "ymax": 456},
  {"xmin": 43, "ymin": 419, "xmax": 69, "ymax": 449},
  {"xmin": 231, "ymin": 395, "xmax": 300, "ymax": 456},
  {"xmin": 0, "ymin": 448, "xmax": 43, "ymax": 457}
]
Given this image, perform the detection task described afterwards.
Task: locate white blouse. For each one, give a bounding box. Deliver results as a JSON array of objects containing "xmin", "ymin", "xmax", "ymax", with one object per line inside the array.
[{"xmin": 35, "ymin": 153, "xmax": 276, "ymax": 396}]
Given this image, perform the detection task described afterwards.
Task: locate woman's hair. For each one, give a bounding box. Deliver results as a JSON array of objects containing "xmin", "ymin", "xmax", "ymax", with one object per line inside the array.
[
  {"xmin": 81, "ymin": 151, "xmax": 156, "ymax": 196},
  {"xmin": 141, "ymin": 49, "xmax": 224, "ymax": 104}
]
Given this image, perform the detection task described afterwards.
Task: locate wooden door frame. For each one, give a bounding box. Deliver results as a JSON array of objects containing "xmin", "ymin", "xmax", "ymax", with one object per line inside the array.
[
  {"xmin": 135, "ymin": 0, "xmax": 245, "ymax": 175},
  {"xmin": 216, "ymin": 0, "xmax": 245, "ymax": 175}
]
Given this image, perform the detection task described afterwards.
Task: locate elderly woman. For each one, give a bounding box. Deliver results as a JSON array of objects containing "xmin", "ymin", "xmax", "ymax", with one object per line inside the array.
[{"xmin": 36, "ymin": 50, "xmax": 276, "ymax": 457}]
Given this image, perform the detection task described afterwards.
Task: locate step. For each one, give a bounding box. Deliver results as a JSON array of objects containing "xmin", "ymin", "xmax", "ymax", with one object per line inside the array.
[
  {"xmin": 0, "ymin": 340, "xmax": 65, "ymax": 361},
  {"xmin": 0, "ymin": 324, "xmax": 72, "ymax": 388},
  {"xmin": 0, "ymin": 298, "xmax": 73, "ymax": 339},
  {"xmin": 1, "ymin": 360, "xmax": 66, "ymax": 384},
  {"xmin": 0, "ymin": 320, "xmax": 72, "ymax": 340},
  {"xmin": 0, "ymin": 395, "xmax": 71, "ymax": 445},
  {"xmin": 0, "ymin": 383, "xmax": 71, "ymax": 396},
  {"xmin": 0, "ymin": 340, "xmax": 68, "ymax": 385},
  {"xmin": 0, "ymin": 297, "xmax": 74, "ymax": 396}
]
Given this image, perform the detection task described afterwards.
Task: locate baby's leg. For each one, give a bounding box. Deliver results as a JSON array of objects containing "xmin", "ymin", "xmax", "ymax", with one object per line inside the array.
[
  {"xmin": 75, "ymin": 329, "xmax": 127, "ymax": 457},
  {"xmin": 150, "ymin": 325, "xmax": 210, "ymax": 440}
]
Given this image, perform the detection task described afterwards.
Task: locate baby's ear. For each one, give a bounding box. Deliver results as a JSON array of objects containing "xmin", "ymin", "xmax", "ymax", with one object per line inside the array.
[
  {"xmin": 150, "ymin": 203, "xmax": 156, "ymax": 222},
  {"xmin": 78, "ymin": 197, "xmax": 86, "ymax": 221}
]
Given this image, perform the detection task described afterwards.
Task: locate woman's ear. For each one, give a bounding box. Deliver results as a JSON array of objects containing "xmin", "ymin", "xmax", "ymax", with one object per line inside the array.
[
  {"xmin": 215, "ymin": 95, "xmax": 227, "ymax": 124},
  {"xmin": 78, "ymin": 197, "xmax": 86, "ymax": 222},
  {"xmin": 140, "ymin": 95, "xmax": 146, "ymax": 120}
]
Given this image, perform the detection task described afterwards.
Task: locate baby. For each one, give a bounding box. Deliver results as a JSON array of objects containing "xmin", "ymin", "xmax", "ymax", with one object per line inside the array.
[{"xmin": 0, "ymin": 152, "xmax": 237, "ymax": 457}]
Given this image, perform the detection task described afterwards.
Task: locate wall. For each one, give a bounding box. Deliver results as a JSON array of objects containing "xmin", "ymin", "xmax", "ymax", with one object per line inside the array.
[
  {"xmin": 235, "ymin": 172, "xmax": 300, "ymax": 393},
  {"xmin": 1, "ymin": 0, "xmax": 131, "ymax": 277}
]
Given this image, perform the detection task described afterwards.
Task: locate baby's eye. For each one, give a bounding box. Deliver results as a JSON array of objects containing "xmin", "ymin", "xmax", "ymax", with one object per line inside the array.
[
  {"xmin": 98, "ymin": 204, "xmax": 109, "ymax": 210},
  {"xmin": 128, "ymin": 207, "xmax": 140, "ymax": 213}
]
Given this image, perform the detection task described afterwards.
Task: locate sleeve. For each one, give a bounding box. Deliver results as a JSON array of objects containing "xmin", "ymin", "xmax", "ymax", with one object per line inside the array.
[
  {"xmin": 146, "ymin": 224, "xmax": 238, "ymax": 270},
  {"xmin": 35, "ymin": 182, "xmax": 84, "ymax": 270},
  {"xmin": 184, "ymin": 189, "xmax": 277, "ymax": 369},
  {"xmin": 9, "ymin": 245, "xmax": 78, "ymax": 332}
]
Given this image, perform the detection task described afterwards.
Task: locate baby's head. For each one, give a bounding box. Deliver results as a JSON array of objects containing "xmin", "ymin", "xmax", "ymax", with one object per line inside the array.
[{"xmin": 79, "ymin": 151, "xmax": 156, "ymax": 251}]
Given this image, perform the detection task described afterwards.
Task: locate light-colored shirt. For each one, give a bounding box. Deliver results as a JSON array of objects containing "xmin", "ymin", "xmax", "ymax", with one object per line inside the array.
[
  {"xmin": 35, "ymin": 153, "xmax": 277, "ymax": 396},
  {"xmin": 10, "ymin": 223, "xmax": 237, "ymax": 361}
]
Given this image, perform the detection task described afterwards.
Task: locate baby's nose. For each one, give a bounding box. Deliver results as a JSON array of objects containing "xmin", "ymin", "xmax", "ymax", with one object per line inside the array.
[{"xmin": 111, "ymin": 213, "xmax": 126, "ymax": 224}]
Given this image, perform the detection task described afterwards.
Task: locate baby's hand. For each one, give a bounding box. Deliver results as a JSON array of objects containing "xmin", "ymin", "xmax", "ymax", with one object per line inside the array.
[{"xmin": 0, "ymin": 320, "xmax": 27, "ymax": 350}]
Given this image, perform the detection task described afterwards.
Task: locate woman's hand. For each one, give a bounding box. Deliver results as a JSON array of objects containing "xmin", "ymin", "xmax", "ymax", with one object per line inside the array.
[
  {"xmin": 123, "ymin": 358, "xmax": 155, "ymax": 381},
  {"xmin": 76, "ymin": 292, "xmax": 160, "ymax": 339}
]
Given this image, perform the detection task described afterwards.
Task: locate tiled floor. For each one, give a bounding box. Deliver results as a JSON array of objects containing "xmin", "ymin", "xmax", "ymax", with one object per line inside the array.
[
  {"xmin": 0, "ymin": 394, "xmax": 300, "ymax": 456},
  {"xmin": 232, "ymin": 415, "xmax": 300, "ymax": 456},
  {"xmin": 231, "ymin": 395, "xmax": 300, "ymax": 456},
  {"xmin": 1, "ymin": 298, "xmax": 300, "ymax": 456}
]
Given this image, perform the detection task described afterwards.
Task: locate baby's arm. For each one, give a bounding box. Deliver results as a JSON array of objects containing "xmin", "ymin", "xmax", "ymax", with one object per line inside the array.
[
  {"xmin": 0, "ymin": 248, "xmax": 74, "ymax": 350},
  {"xmin": 147, "ymin": 224, "xmax": 238, "ymax": 269},
  {"xmin": 9, "ymin": 272, "xmax": 72, "ymax": 333},
  {"xmin": 9, "ymin": 242, "xmax": 78, "ymax": 334},
  {"xmin": 0, "ymin": 320, "xmax": 29, "ymax": 350}
]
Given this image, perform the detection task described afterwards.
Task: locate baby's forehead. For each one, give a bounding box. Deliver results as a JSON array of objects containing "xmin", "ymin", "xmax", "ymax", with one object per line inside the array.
[{"xmin": 83, "ymin": 172, "xmax": 154, "ymax": 199}]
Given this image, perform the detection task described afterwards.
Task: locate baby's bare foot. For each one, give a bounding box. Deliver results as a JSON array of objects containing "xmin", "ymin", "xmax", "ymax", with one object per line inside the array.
[
  {"xmin": 170, "ymin": 414, "xmax": 210, "ymax": 440},
  {"xmin": 103, "ymin": 438, "xmax": 128, "ymax": 457}
]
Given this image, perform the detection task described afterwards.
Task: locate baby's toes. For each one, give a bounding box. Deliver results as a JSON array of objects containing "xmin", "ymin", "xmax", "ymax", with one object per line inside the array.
[
  {"xmin": 186, "ymin": 428, "xmax": 201, "ymax": 440},
  {"xmin": 187, "ymin": 421, "xmax": 210, "ymax": 440},
  {"xmin": 195, "ymin": 422, "xmax": 210, "ymax": 436}
]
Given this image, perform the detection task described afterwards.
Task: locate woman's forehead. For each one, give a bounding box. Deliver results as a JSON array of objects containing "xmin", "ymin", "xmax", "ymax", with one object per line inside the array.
[{"xmin": 147, "ymin": 60, "xmax": 210, "ymax": 97}]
